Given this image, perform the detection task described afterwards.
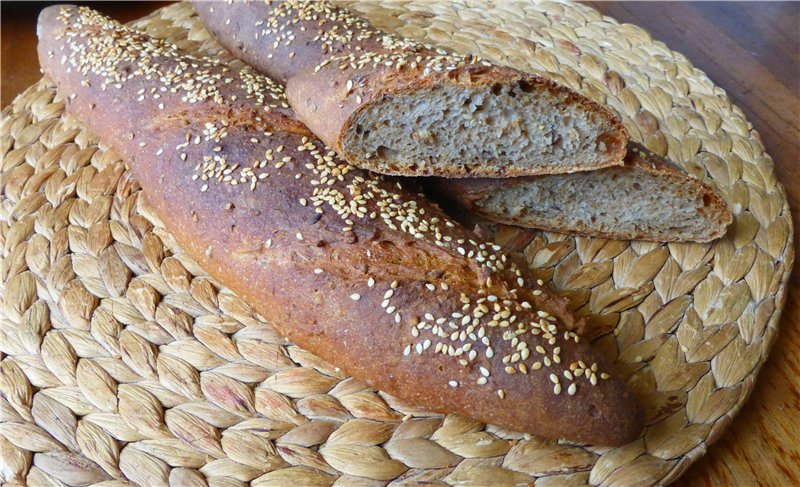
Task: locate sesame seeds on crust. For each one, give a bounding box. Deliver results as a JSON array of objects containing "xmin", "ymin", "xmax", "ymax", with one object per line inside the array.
[
  {"xmin": 238, "ymin": 0, "xmax": 491, "ymax": 103},
  {"xmin": 56, "ymin": 7, "xmax": 287, "ymax": 110}
]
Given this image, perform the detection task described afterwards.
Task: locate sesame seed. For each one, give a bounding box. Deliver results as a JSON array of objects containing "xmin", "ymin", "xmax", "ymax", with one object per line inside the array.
[
  {"xmin": 350, "ymin": 293, "xmax": 361, "ymax": 301},
  {"xmin": 497, "ymin": 389, "xmax": 505, "ymax": 399},
  {"xmin": 314, "ymin": 268, "xmax": 323, "ymax": 274},
  {"xmin": 568, "ymin": 383, "xmax": 577, "ymax": 395},
  {"xmin": 448, "ymin": 380, "xmax": 458, "ymax": 388}
]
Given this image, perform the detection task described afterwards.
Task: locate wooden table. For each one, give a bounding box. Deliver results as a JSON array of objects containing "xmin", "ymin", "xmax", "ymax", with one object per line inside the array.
[{"xmin": 2, "ymin": 2, "xmax": 798, "ymax": 485}]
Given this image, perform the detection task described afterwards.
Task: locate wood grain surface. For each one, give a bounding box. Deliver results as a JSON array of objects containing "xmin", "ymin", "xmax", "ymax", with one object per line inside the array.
[{"xmin": 2, "ymin": 2, "xmax": 798, "ymax": 486}]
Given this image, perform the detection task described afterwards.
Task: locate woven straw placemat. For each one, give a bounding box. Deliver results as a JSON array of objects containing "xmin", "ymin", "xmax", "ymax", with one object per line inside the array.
[{"xmin": 0, "ymin": 1, "xmax": 793, "ymax": 486}]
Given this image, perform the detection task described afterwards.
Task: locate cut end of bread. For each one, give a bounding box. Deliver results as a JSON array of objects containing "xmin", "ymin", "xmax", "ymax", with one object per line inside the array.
[
  {"xmin": 341, "ymin": 76, "xmax": 627, "ymax": 177},
  {"xmin": 469, "ymin": 163, "xmax": 732, "ymax": 242}
]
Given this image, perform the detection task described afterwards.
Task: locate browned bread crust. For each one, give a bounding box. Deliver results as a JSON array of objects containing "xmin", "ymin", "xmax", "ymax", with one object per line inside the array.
[
  {"xmin": 37, "ymin": 5, "xmax": 643, "ymax": 446},
  {"xmin": 429, "ymin": 143, "xmax": 733, "ymax": 242},
  {"xmin": 193, "ymin": 0, "xmax": 628, "ymax": 178}
]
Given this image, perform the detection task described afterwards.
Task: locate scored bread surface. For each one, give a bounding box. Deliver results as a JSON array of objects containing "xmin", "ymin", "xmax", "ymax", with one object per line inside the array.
[
  {"xmin": 37, "ymin": 5, "xmax": 643, "ymax": 445},
  {"xmin": 193, "ymin": 0, "xmax": 629, "ymax": 178}
]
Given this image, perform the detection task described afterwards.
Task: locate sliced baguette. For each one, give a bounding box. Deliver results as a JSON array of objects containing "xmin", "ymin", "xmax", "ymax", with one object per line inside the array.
[
  {"xmin": 428, "ymin": 143, "xmax": 732, "ymax": 242},
  {"xmin": 193, "ymin": 0, "xmax": 628, "ymax": 178}
]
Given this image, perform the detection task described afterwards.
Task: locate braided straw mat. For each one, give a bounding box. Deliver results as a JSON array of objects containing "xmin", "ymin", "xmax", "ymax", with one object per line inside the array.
[{"xmin": 0, "ymin": 1, "xmax": 794, "ymax": 486}]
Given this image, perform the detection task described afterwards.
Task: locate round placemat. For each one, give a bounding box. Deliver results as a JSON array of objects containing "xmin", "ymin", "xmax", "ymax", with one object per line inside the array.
[{"xmin": 0, "ymin": 2, "xmax": 793, "ymax": 486}]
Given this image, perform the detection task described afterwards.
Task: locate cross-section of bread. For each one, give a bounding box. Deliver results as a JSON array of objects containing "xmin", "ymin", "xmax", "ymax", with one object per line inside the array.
[{"xmin": 428, "ymin": 143, "xmax": 732, "ymax": 242}]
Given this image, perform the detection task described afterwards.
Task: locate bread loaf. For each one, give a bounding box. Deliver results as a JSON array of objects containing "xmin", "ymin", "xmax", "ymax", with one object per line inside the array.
[
  {"xmin": 38, "ymin": 5, "xmax": 643, "ymax": 446},
  {"xmin": 193, "ymin": 0, "xmax": 629, "ymax": 178},
  {"xmin": 428, "ymin": 143, "xmax": 732, "ymax": 242}
]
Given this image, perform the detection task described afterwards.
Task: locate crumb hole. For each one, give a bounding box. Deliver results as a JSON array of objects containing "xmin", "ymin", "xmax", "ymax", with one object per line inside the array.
[
  {"xmin": 518, "ymin": 79, "xmax": 534, "ymax": 93},
  {"xmin": 376, "ymin": 145, "xmax": 398, "ymax": 159}
]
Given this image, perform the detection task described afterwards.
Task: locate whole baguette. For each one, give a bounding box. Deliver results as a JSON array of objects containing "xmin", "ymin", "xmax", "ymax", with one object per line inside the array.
[
  {"xmin": 37, "ymin": 5, "xmax": 643, "ymax": 446},
  {"xmin": 193, "ymin": 0, "xmax": 629, "ymax": 178},
  {"xmin": 428, "ymin": 143, "xmax": 733, "ymax": 242}
]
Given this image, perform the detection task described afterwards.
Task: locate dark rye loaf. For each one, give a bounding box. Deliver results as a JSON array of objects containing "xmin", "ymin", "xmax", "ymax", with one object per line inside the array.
[
  {"xmin": 193, "ymin": 0, "xmax": 629, "ymax": 178},
  {"xmin": 37, "ymin": 5, "xmax": 643, "ymax": 445},
  {"xmin": 429, "ymin": 143, "xmax": 733, "ymax": 242}
]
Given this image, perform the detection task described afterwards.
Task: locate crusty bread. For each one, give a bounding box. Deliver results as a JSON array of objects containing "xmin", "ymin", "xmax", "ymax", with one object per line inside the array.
[
  {"xmin": 38, "ymin": 5, "xmax": 643, "ymax": 445},
  {"xmin": 193, "ymin": 0, "xmax": 628, "ymax": 178},
  {"xmin": 428, "ymin": 143, "xmax": 733, "ymax": 242}
]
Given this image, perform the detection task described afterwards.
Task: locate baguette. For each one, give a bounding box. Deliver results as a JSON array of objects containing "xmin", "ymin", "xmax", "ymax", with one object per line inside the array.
[
  {"xmin": 428, "ymin": 143, "xmax": 733, "ymax": 242},
  {"xmin": 192, "ymin": 0, "xmax": 629, "ymax": 178},
  {"xmin": 37, "ymin": 5, "xmax": 643, "ymax": 446}
]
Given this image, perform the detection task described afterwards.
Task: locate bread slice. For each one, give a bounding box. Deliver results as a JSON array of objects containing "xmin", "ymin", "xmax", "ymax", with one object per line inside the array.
[
  {"xmin": 193, "ymin": 0, "xmax": 629, "ymax": 177},
  {"xmin": 324, "ymin": 68, "xmax": 628, "ymax": 178},
  {"xmin": 428, "ymin": 143, "xmax": 732, "ymax": 242}
]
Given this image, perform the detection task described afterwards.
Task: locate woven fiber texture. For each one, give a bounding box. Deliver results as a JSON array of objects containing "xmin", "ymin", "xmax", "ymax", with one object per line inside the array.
[{"xmin": 0, "ymin": 1, "xmax": 793, "ymax": 485}]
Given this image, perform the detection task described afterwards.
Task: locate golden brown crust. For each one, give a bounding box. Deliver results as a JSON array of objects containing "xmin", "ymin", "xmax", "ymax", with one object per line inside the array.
[
  {"xmin": 38, "ymin": 4, "xmax": 643, "ymax": 446},
  {"xmin": 193, "ymin": 0, "xmax": 629, "ymax": 177},
  {"xmin": 430, "ymin": 143, "xmax": 733, "ymax": 242}
]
